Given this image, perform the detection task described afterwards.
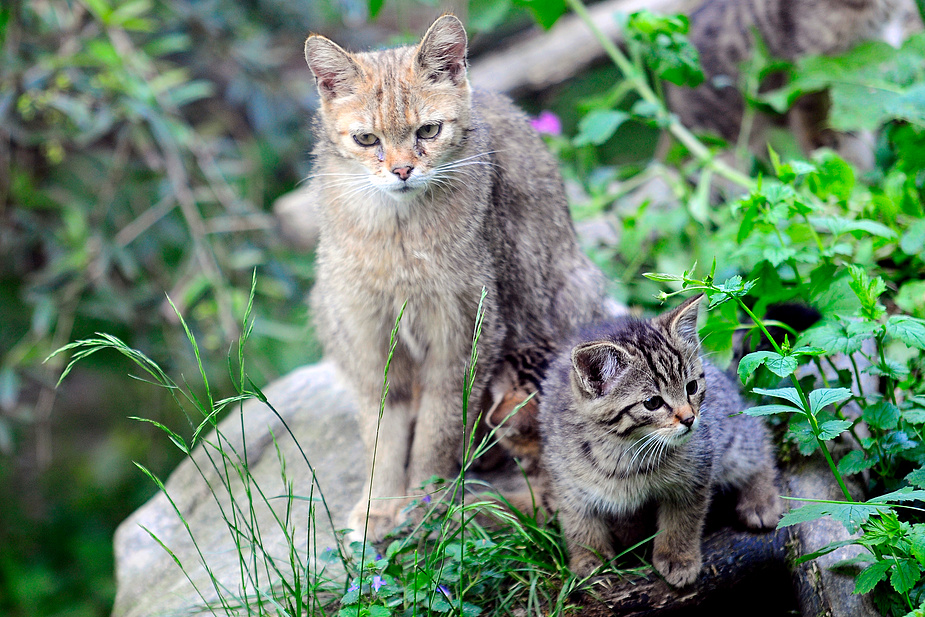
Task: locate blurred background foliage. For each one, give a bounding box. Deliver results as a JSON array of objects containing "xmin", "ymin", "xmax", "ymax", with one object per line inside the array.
[{"xmin": 1, "ymin": 0, "xmax": 924, "ymax": 614}]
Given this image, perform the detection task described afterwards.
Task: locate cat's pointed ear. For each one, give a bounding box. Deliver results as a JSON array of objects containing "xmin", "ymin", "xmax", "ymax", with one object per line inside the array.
[
  {"xmin": 655, "ymin": 294, "xmax": 704, "ymax": 350},
  {"xmin": 571, "ymin": 341, "xmax": 627, "ymax": 398},
  {"xmin": 304, "ymin": 35, "xmax": 360, "ymax": 101},
  {"xmin": 415, "ymin": 15, "xmax": 468, "ymax": 85}
]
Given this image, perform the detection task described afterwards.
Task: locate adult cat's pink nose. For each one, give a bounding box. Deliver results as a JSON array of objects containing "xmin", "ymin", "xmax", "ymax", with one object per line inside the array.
[{"xmin": 392, "ymin": 165, "xmax": 413, "ymax": 181}]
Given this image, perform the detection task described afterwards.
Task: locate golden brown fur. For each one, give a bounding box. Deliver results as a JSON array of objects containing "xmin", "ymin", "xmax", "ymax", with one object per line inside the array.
[{"xmin": 303, "ymin": 16, "xmax": 607, "ymax": 542}]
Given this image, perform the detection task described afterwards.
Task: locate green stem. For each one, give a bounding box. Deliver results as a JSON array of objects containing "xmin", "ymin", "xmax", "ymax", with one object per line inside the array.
[
  {"xmin": 563, "ymin": 0, "xmax": 756, "ymax": 190},
  {"xmin": 876, "ymin": 332, "xmax": 898, "ymax": 407},
  {"xmin": 736, "ymin": 297, "xmax": 853, "ymax": 501}
]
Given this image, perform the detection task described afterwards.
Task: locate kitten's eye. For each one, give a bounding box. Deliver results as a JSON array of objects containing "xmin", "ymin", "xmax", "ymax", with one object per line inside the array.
[
  {"xmin": 642, "ymin": 395, "xmax": 664, "ymax": 411},
  {"xmin": 416, "ymin": 123, "xmax": 441, "ymax": 139},
  {"xmin": 686, "ymin": 381, "xmax": 699, "ymax": 396},
  {"xmin": 353, "ymin": 133, "xmax": 380, "ymax": 147}
]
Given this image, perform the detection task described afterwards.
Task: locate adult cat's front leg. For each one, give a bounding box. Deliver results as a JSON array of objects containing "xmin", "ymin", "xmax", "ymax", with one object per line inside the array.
[{"xmin": 344, "ymin": 342, "xmax": 417, "ymax": 544}]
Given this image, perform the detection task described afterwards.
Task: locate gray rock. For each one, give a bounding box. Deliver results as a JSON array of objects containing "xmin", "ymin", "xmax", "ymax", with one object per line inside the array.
[{"xmin": 112, "ymin": 361, "xmax": 364, "ymax": 617}]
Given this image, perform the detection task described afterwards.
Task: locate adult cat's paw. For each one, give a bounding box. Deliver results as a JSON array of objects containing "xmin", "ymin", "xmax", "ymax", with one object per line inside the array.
[
  {"xmin": 346, "ymin": 499, "xmax": 402, "ymax": 545},
  {"xmin": 652, "ymin": 546, "xmax": 701, "ymax": 587},
  {"xmin": 737, "ymin": 480, "xmax": 784, "ymax": 530}
]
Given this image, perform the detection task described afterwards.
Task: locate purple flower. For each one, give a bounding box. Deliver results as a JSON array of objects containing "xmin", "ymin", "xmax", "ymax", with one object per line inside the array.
[
  {"xmin": 422, "ymin": 494, "xmax": 432, "ymax": 504},
  {"xmin": 530, "ymin": 111, "xmax": 562, "ymax": 136},
  {"xmin": 437, "ymin": 585, "xmax": 453, "ymax": 600},
  {"xmin": 372, "ymin": 575, "xmax": 385, "ymax": 592},
  {"xmin": 348, "ymin": 581, "xmax": 359, "ymax": 593}
]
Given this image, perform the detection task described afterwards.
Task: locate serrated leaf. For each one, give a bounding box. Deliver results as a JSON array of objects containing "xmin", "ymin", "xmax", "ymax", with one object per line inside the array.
[
  {"xmin": 885, "ymin": 315, "xmax": 925, "ymax": 350},
  {"xmin": 809, "ymin": 388, "xmax": 853, "ymax": 415},
  {"xmin": 869, "ymin": 487, "xmax": 925, "ymax": 504},
  {"xmin": 906, "ymin": 468, "xmax": 925, "ymax": 489},
  {"xmin": 855, "ymin": 560, "xmax": 892, "ymax": 594},
  {"xmin": 781, "ymin": 501, "xmax": 879, "ymax": 534},
  {"xmin": 754, "ymin": 387, "xmax": 806, "ymax": 410},
  {"xmin": 777, "ymin": 502, "xmax": 833, "ymax": 528},
  {"xmin": 819, "ymin": 419, "xmax": 853, "ymax": 441},
  {"xmin": 891, "ymin": 558, "xmax": 921, "ymax": 595},
  {"xmin": 799, "ymin": 320, "xmax": 869, "ymax": 355},
  {"xmin": 788, "ymin": 416, "xmax": 820, "ymax": 455},
  {"xmin": 864, "ymin": 400, "xmax": 901, "ymax": 430},
  {"xmin": 909, "ymin": 529, "xmax": 925, "ymax": 567},
  {"xmin": 745, "ymin": 404, "xmax": 801, "ymax": 416},
  {"xmin": 573, "ymin": 110, "xmax": 629, "ymax": 146},
  {"xmin": 838, "ymin": 450, "xmax": 875, "ymax": 475},
  {"xmin": 643, "ymin": 272, "xmax": 685, "ymax": 282}
]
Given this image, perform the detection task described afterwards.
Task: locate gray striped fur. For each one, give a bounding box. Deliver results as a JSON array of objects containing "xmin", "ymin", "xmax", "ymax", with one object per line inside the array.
[
  {"xmin": 304, "ymin": 15, "xmax": 607, "ymax": 543},
  {"xmin": 540, "ymin": 296, "xmax": 782, "ymax": 586}
]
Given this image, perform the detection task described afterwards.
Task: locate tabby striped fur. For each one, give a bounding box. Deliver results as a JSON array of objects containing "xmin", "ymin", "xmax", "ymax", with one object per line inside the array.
[
  {"xmin": 303, "ymin": 16, "xmax": 607, "ymax": 543},
  {"xmin": 540, "ymin": 295, "xmax": 782, "ymax": 586}
]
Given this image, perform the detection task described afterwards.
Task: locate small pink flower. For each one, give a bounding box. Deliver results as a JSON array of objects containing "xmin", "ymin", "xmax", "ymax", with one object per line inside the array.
[
  {"xmin": 530, "ymin": 110, "xmax": 562, "ymax": 136},
  {"xmin": 372, "ymin": 575, "xmax": 385, "ymax": 592}
]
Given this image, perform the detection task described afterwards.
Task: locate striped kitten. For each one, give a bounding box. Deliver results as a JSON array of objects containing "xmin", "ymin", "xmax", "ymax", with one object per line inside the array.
[
  {"xmin": 668, "ymin": 0, "xmax": 900, "ymax": 158},
  {"xmin": 540, "ymin": 295, "xmax": 782, "ymax": 586}
]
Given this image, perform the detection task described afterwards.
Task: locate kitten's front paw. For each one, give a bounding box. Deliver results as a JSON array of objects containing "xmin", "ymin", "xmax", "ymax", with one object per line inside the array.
[{"xmin": 652, "ymin": 547, "xmax": 701, "ymax": 587}]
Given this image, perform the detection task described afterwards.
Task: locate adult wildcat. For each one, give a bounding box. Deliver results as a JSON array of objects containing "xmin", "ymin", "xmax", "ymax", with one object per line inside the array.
[{"xmin": 303, "ymin": 15, "xmax": 607, "ymax": 542}]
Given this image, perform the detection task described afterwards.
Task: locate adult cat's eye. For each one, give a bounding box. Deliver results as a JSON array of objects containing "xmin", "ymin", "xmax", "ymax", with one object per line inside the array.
[
  {"xmin": 353, "ymin": 133, "xmax": 380, "ymax": 147},
  {"xmin": 417, "ymin": 123, "xmax": 441, "ymax": 139},
  {"xmin": 686, "ymin": 380, "xmax": 698, "ymax": 396},
  {"xmin": 642, "ymin": 395, "xmax": 664, "ymax": 411}
]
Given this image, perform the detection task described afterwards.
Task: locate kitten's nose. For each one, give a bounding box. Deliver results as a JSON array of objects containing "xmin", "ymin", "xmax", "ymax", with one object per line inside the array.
[
  {"xmin": 392, "ymin": 165, "xmax": 414, "ymax": 181},
  {"xmin": 676, "ymin": 406, "xmax": 696, "ymax": 428}
]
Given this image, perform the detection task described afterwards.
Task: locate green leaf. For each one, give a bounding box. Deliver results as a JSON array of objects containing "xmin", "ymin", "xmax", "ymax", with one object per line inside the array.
[
  {"xmin": 869, "ymin": 487, "xmax": 925, "ymax": 504},
  {"xmin": 885, "ymin": 315, "xmax": 925, "ymax": 350},
  {"xmin": 909, "ymin": 528, "xmax": 925, "ymax": 567},
  {"xmin": 905, "ymin": 468, "xmax": 925, "ymax": 489},
  {"xmin": 838, "ymin": 450, "xmax": 875, "ymax": 475},
  {"xmin": 516, "ymin": 0, "xmax": 566, "ymax": 29},
  {"xmin": 819, "ymin": 419, "xmax": 853, "ymax": 441},
  {"xmin": 848, "ymin": 265, "xmax": 887, "ymax": 320},
  {"xmin": 754, "ymin": 387, "xmax": 806, "ymax": 410},
  {"xmin": 573, "ymin": 110, "xmax": 630, "ymax": 146},
  {"xmin": 864, "ymin": 401, "xmax": 901, "ymax": 430},
  {"xmin": 368, "ymin": 0, "xmax": 386, "ymax": 18},
  {"xmin": 738, "ymin": 351, "xmax": 799, "ymax": 381},
  {"xmin": 890, "ymin": 558, "xmax": 921, "ymax": 595},
  {"xmin": 809, "ymin": 388, "xmax": 853, "ymax": 415},
  {"xmin": 855, "ymin": 560, "xmax": 892, "ymax": 594},
  {"xmin": 799, "ymin": 320, "xmax": 868, "ymax": 355},
  {"xmin": 777, "ymin": 502, "xmax": 833, "ymax": 528},
  {"xmin": 809, "ymin": 217, "xmax": 897, "ymax": 240},
  {"xmin": 745, "ymin": 404, "xmax": 802, "ymax": 416}
]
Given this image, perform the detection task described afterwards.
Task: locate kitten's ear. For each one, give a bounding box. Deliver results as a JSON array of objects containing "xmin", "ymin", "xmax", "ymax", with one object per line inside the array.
[
  {"xmin": 415, "ymin": 15, "xmax": 468, "ymax": 85},
  {"xmin": 304, "ymin": 35, "xmax": 360, "ymax": 100},
  {"xmin": 571, "ymin": 341, "xmax": 627, "ymax": 398},
  {"xmin": 655, "ymin": 294, "xmax": 704, "ymax": 350}
]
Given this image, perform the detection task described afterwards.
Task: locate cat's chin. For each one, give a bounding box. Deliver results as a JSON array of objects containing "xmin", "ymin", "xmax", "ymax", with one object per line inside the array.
[{"xmin": 378, "ymin": 184, "xmax": 426, "ymax": 202}]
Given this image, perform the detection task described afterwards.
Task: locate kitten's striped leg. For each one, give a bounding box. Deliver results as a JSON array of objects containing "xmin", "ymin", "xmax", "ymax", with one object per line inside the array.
[
  {"xmin": 653, "ymin": 495, "xmax": 709, "ymax": 587},
  {"xmin": 559, "ymin": 504, "xmax": 615, "ymax": 578}
]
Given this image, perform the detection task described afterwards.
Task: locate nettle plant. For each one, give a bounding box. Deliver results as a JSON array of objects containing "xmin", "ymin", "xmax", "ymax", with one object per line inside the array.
[{"xmin": 646, "ymin": 146, "xmax": 925, "ymax": 614}]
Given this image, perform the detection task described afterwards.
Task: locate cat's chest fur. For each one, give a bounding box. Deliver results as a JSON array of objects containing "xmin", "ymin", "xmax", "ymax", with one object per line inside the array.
[{"xmin": 565, "ymin": 424, "xmax": 708, "ymax": 515}]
